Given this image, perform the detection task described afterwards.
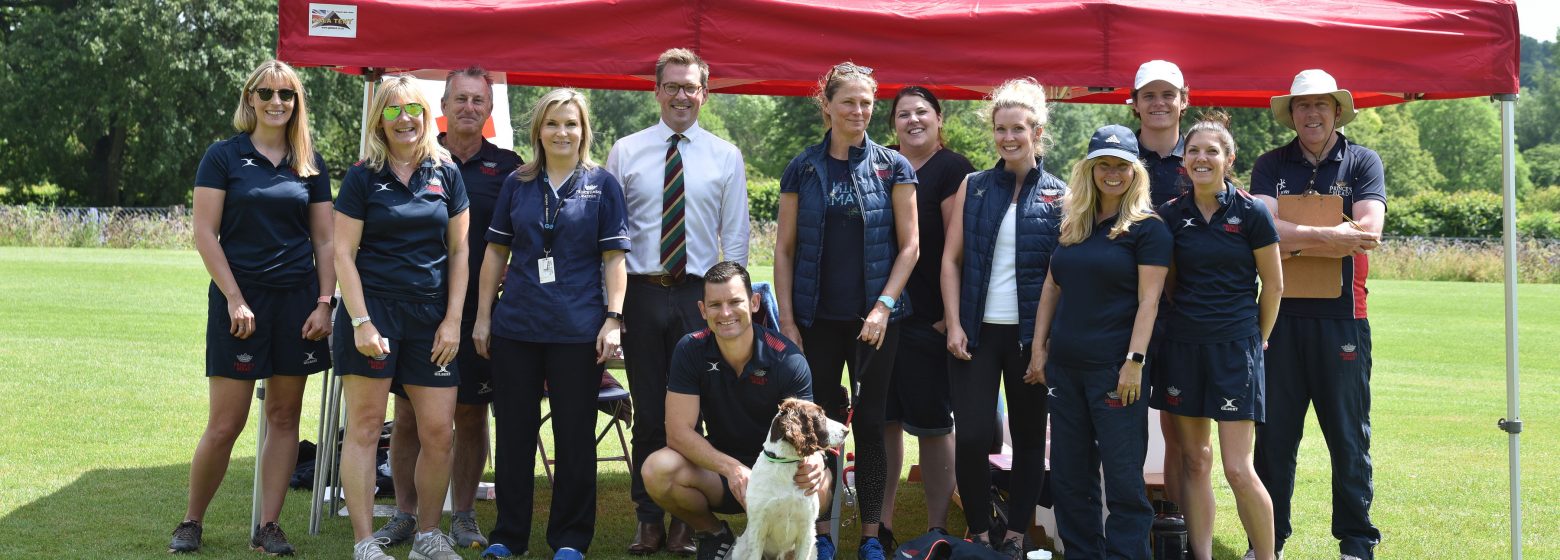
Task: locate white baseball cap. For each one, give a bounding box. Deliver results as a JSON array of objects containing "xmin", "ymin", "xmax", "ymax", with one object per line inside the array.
[{"xmin": 1132, "ymin": 60, "xmax": 1185, "ymax": 91}]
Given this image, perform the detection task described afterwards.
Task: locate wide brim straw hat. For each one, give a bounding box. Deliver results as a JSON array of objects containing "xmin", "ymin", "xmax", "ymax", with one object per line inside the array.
[{"xmin": 1270, "ymin": 69, "xmax": 1357, "ymax": 129}]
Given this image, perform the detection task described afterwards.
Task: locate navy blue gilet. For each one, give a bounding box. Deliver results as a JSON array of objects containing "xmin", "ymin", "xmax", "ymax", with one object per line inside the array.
[{"xmin": 956, "ymin": 158, "xmax": 1066, "ymax": 349}]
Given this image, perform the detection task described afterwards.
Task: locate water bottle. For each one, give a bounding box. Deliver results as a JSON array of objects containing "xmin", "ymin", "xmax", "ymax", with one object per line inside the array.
[{"xmin": 1150, "ymin": 501, "xmax": 1188, "ymax": 560}]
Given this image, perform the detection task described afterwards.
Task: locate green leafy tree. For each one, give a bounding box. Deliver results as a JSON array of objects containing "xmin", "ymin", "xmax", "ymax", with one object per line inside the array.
[
  {"xmin": 1409, "ymin": 98, "xmax": 1532, "ymax": 196},
  {"xmin": 1523, "ymin": 144, "xmax": 1560, "ymax": 189},
  {"xmin": 1346, "ymin": 105, "xmax": 1444, "ymax": 196},
  {"xmin": 0, "ymin": 0, "xmax": 280, "ymax": 205}
]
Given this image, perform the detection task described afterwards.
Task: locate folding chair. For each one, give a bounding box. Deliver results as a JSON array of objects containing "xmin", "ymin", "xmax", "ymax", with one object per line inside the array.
[{"xmin": 537, "ymin": 372, "xmax": 635, "ymax": 484}]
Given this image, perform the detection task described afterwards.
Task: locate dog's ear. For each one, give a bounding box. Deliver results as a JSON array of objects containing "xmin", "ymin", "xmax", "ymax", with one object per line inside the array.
[
  {"xmin": 768, "ymin": 402, "xmax": 790, "ymax": 444},
  {"xmin": 785, "ymin": 400, "xmax": 829, "ymax": 456}
]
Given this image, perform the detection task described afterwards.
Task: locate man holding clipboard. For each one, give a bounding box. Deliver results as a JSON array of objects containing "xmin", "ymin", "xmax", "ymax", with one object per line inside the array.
[{"xmin": 1249, "ymin": 69, "xmax": 1386, "ymax": 560}]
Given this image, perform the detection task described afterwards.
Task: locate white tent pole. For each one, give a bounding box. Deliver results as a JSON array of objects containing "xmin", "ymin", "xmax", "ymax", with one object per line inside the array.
[
  {"xmin": 251, "ymin": 380, "xmax": 268, "ymax": 539},
  {"xmin": 1496, "ymin": 93, "xmax": 1522, "ymax": 560}
]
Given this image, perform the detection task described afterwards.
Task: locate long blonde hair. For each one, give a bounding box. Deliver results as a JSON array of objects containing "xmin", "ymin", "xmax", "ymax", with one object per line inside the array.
[
  {"xmin": 1059, "ymin": 157, "xmax": 1156, "ymax": 245},
  {"xmin": 516, "ymin": 88, "xmax": 596, "ymax": 182},
  {"xmin": 232, "ymin": 60, "xmax": 319, "ymax": 177},
  {"xmin": 363, "ymin": 74, "xmax": 451, "ymax": 172}
]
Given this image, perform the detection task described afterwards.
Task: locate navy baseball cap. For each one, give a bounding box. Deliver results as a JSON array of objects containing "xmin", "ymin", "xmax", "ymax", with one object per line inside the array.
[{"xmin": 1086, "ymin": 125, "xmax": 1139, "ymax": 162}]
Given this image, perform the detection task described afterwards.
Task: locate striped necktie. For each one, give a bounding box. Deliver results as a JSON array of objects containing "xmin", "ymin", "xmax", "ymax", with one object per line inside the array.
[{"xmin": 661, "ymin": 133, "xmax": 687, "ymax": 277}]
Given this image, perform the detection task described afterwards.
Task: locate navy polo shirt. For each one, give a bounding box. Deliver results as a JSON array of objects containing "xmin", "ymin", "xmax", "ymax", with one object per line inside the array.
[
  {"xmin": 1156, "ymin": 184, "xmax": 1280, "ymax": 343},
  {"xmin": 335, "ymin": 159, "xmax": 470, "ymax": 303},
  {"xmin": 441, "ymin": 134, "xmax": 524, "ymax": 318},
  {"xmin": 667, "ymin": 324, "xmax": 814, "ymax": 465},
  {"xmin": 1250, "ymin": 133, "xmax": 1387, "ymax": 320},
  {"xmin": 486, "ymin": 166, "xmax": 630, "ymax": 343},
  {"xmin": 195, "ymin": 133, "xmax": 332, "ymax": 289},
  {"xmin": 1140, "ymin": 133, "xmax": 1190, "ymax": 208},
  {"xmin": 1048, "ymin": 216, "xmax": 1172, "ymax": 368}
]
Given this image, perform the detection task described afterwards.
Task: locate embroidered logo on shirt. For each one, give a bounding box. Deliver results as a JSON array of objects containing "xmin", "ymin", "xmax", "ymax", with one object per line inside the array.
[
  {"xmin": 1276, "ymin": 178, "xmax": 1289, "ymax": 194},
  {"xmin": 375, "ymin": 182, "xmax": 393, "ymax": 192},
  {"xmin": 1039, "ymin": 188, "xmax": 1062, "ymax": 204},
  {"xmin": 426, "ymin": 177, "xmax": 445, "ymax": 195},
  {"xmin": 707, "ymin": 361, "xmax": 722, "ymax": 372},
  {"xmin": 1180, "ymin": 218, "xmax": 1198, "ymax": 229},
  {"xmin": 1224, "ymin": 223, "xmax": 1242, "ymax": 233},
  {"xmin": 481, "ymin": 161, "xmax": 499, "ymax": 176},
  {"xmin": 1331, "ymin": 180, "xmax": 1352, "ymax": 197},
  {"xmin": 875, "ymin": 162, "xmax": 891, "ymax": 179},
  {"xmin": 241, "ymin": 158, "xmax": 258, "ymax": 167}
]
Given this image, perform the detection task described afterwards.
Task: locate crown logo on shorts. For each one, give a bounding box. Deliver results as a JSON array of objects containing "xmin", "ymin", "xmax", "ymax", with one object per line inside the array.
[
  {"xmin": 1341, "ymin": 344, "xmax": 1356, "ymax": 353},
  {"xmin": 237, "ymin": 353, "xmax": 253, "ymax": 363},
  {"xmin": 1167, "ymin": 386, "xmax": 1181, "ymax": 397}
]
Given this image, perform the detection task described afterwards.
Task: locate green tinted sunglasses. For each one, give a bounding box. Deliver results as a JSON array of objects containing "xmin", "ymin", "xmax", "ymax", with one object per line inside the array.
[{"xmin": 382, "ymin": 103, "xmax": 425, "ymax": 121}]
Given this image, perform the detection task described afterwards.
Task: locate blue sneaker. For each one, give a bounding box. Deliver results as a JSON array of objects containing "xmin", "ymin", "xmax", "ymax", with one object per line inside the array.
[
  {"xmin": 816, "ymin": 535, "xmax": 837, "ymax": 560},
  {"xmin": 857, "ymin": 537, "xmax": 886, "ymax": 560},
  {"xmin": 554, "ymin": 546, "xmax": 585, "ymax": 560},
  {"xmin": 482, "ymin": 543, "xmax": 516, "ymax": 559}
]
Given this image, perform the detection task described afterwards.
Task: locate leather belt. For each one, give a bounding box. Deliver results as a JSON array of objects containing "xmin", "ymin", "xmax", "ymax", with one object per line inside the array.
[{"xmin": 630, "ymin": 274, "xmax": 700, "ymax": 287}]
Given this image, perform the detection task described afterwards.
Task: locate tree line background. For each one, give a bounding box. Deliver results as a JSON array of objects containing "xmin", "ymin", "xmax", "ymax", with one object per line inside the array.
[{"xmin": 3, "ymin": 1, "xmax": 1560, "ymax": 237}]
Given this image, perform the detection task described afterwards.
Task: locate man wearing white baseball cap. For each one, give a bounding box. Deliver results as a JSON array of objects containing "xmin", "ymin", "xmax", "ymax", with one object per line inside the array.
[{"xmin": 1249, "ymin": 69, "xmax": 1385, "ymax": 560}]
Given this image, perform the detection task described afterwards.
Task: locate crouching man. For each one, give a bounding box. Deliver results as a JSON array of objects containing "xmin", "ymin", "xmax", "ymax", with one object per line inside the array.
[{"xmin": 642, "ymin": 261, "xmax": 837, "ymax": 560}]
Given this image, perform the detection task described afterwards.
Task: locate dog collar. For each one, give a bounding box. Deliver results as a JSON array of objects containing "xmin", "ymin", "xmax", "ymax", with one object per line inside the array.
[{"xmin": 762, "ymin": 449, "xmax": 801, "ymax": 464}]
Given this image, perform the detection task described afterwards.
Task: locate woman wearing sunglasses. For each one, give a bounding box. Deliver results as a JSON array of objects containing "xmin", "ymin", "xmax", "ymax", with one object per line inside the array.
[
  {"xmin": 774, "ymin": 61, "xmax": 918, "ymax": 560},
  {"xmin": 471, "ymin": 88, "xmax": 628, "ymax": 560},
  {"xmin": 171, "ymin": 60, "xmax": 332, "ymax": 556},
  {"xmin": 334, "ymin": 74, "xmax": 471, "ymax": 560}
]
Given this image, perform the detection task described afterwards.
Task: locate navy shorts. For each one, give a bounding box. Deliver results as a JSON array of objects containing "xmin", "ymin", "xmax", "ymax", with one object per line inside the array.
[
  {"xmin": 885, "ymin": 319, "xmax": 954, "ymax": 435},
  {"xmin": 333, "ymin": 295, "xmax": 459, "ymax": 388},
  {"xmin": 206, "ymin": 280, "xmax": 330, "ymax": 379},
  {"xmin": 1149, "ymin": 334, "xmax": 1265, "ymax": 422},
  {"xmin": 392, "ymin": 318, "xmax": 493, "ymax": 404}
]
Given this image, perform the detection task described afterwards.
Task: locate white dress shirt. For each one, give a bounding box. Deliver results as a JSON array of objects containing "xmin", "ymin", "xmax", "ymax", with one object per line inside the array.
[{"xmin": 606, "ymin": 120, "xmax": 749, "ymax": 276}]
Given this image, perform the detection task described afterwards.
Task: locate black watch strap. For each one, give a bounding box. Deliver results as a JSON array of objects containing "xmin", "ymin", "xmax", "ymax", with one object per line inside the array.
[{"xmin": 604, "ymin": 311, "xmax": 624, "ymax": 321}]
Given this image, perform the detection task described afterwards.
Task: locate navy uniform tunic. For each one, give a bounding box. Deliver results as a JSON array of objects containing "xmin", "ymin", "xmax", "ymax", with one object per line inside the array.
[{"xmin": 485, "ymin": 166, "xmax": 630, "ymax": 343}]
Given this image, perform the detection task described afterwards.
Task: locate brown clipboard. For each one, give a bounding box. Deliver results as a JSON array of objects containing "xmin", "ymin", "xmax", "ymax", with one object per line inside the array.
[{"xmin": 1277, "ymin": 192, "xmax": 1344, "ymax": 298}]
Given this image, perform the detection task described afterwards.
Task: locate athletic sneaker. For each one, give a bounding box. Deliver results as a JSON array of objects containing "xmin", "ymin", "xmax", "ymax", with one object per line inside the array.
[
  {"xmin": 168, "ymin": 520, "xmax": 202, "ymax": 553},
  {"xmin": 481, "ymin": 543, "xmax": 517, "ymax": 558},
  {"xmin": 410, "ymin": 530, "xmax": 461, "ymax": 560},
  {"xmin": 354, "ymin": 537, "xmax": 396, "ymax": 560},
  {"xmin": 857, "ymin": 537, "xmax": 886, "ymax": 560},
  {"xmin": 250, "ymin": 522, "xmax": 296, "ymax": 556},
  {"xmin": 1243, "ymin": 550, "xmax": 1257, "ymax": 560},
  {"xmin": 373, "ymin": 511, "xmax": 418, "ymax": 546},
  {"xmin": 451, "ymin": 510, "xmax": 489, "ymax": 549},
  {"xmin": 555, "ymin": 547, "xmax": 585, "ymax": 560},
  {"xmin": 876, "ymin": 528, "xmax": 898, "ymax": 557},
  {"xmin": 1342, "ymin": 555, "xmax": 1364, "ymax": 560},
  {"xmin": 816, "ymin": 534, "xmax": 836, "ymax": 560},
  {"xmin": 995, "ymin": 538, "xmax": 1024, "ymax": 560},
  {"xmin": 695, "ymin": 522, "xmax": 735, "ymax": 560}
]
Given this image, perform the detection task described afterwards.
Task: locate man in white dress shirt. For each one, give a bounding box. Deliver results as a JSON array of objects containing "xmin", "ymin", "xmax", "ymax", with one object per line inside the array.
[{"xmin": 605, "ymin": 47, "xmax": 750, "ymax": 556}]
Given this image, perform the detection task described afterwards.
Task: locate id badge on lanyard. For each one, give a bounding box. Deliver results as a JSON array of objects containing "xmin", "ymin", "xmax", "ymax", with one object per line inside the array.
[{"xmin": 538, "ymin": 172, "xmax": 576, "ymax": 284}]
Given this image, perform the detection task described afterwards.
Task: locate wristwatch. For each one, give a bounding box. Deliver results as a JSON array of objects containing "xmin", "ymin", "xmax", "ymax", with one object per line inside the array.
[
  {"xmin": 1125, "ymin": 351, "xmax": 1147, "ymax": 365},
  {"xmin": 604, "ymin": 311, "xmax": 624, "ymax": 322},
  {"xmin": 351, "ymin": 315, "xmax": 372, "ymax": 328},
  {"xmin": 317, "ymin": 295, "xmax": 334, "ymax": 306}
]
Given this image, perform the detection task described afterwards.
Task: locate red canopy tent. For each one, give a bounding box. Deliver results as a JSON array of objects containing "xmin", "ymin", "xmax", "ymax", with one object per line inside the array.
[{"xmin": 277, "ymin": 0, "xmax": 1526, "ymax": 556}]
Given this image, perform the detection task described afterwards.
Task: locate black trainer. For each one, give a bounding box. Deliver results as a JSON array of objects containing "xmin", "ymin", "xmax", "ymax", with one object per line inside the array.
[
  {"xmin": 251, "ymin": 522, "xmax": 296, "ymax": 556},
  {"xmin": 694, "ymin": 522, "xmax": 735, "ymax": 560},
  {"xmin": 168, "ymin": 520, "xmax": 202, "ymax": 553}
]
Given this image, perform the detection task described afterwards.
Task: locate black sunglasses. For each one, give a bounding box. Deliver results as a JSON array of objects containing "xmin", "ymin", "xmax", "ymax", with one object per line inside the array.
[{"xmin": 252, "ymin": 88, "xmax": 297, "ymax": 102}]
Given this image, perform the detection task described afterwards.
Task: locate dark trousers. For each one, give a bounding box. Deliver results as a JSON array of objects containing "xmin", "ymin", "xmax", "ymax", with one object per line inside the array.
[
  {"xmin": 949, "ymin": 323, "xmax": 1047, "ymax": 535},
  {"xmin": 799, "ymin": 318, "xmax": 899, "ymax": 526},
  {"xmin": 489, "ymin": 337, "xmax": 599, "ymax": 553},
  {"xmin": 1047, "ymin": 362, "xmax": 1152, "ymax": 560},
  {"xmin": 622, "ymin": 279, "xmax": 705, "ymax": 522},
  {"xmin": 1255, "ymin": 315, "xmax": 1379, "ymax": 559}
]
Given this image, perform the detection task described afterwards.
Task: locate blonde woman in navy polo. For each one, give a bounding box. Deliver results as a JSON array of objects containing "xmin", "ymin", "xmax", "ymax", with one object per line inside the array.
[
  {"xmin": 1148, "ymin": 114, "xmax": 1282, "ymax": 560},
  {"xmin": 1028, "ymin": 125, "xmax": 1170, "ymax": 559},
  {"xmin": 172, "ymin": 59, "xmax": 332, "ymax": 556},
  {"xmin": 334, "ymin": 75, "xmax": 472, "ymax": 560},
  {"xmin": 774, "ymin": 61, "xmax": 919, "ymax": 560},
  {"xmin": 472, "ymin": 88, "xmax": 630, "ymax": 560}
]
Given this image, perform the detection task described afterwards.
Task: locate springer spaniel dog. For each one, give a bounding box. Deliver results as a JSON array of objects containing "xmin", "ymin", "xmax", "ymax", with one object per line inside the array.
[{"xmin": 731, "ymin": 398, "xmax": 848, "ymax": 560}]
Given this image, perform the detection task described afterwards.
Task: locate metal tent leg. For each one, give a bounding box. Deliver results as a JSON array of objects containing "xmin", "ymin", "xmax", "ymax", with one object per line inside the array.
[
  {"xmin": 250, "ymin": 379, "xmax": 268, "ymax": 540},
  {"xmin": 1496, "ymin": 93, "xmax": 1522, "ymax": 560}
]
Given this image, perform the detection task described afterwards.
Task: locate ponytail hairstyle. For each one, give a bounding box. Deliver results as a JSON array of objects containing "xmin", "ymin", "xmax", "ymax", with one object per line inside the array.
[
  {"xmin": 815, "ymin": 61, "xmax": 878, "ymax": 127},
  {"xmin": 987, "ymin": 78, "xmax": 1052, "ymax": 156},
  {"xmin": 1182, "ymin": 110, "xmax": 1240, "ymax": 187}
]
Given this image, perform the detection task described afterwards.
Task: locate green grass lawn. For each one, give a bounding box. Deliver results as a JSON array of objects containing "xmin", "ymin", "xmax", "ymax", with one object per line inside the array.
[{"xmin": 0, "ymin": 247, "xmax": 1555, "ymax": 559}]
